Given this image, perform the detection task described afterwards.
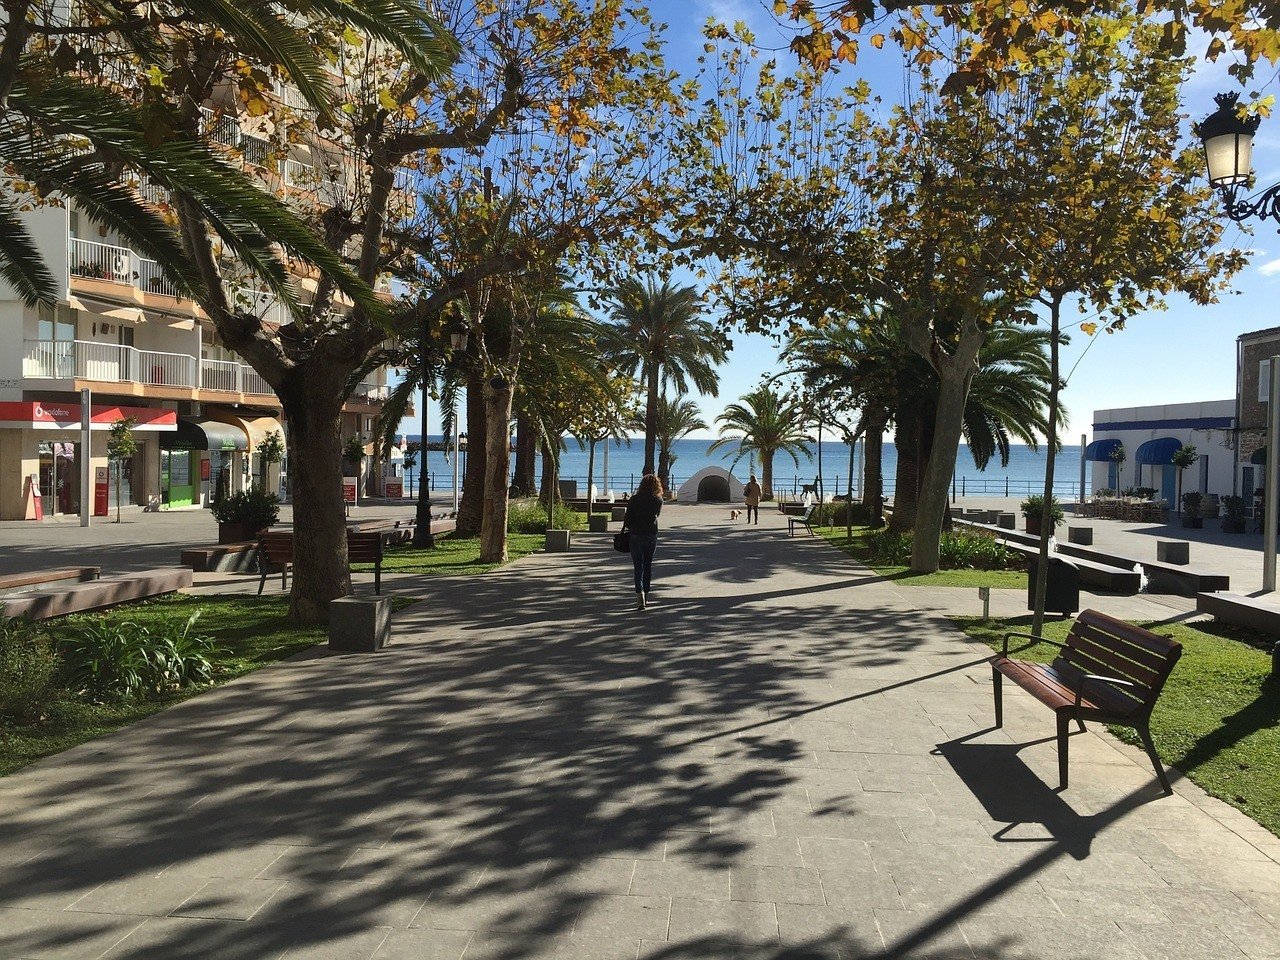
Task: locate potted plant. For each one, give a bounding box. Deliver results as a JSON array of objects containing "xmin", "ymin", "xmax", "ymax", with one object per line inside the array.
[
  {"xmin": 1181, "ymin": 491, "xmax": 1203, "ymax": 529},
  {"xmin": 210, "ymin": 488, "xmax": 280, "ymax": 544},
  {"xmin": 1222, "ymin": 495, "xmax": 1248, "ymax": 534},
  {"xmin": 1021, "ymin": 494, "xmax": 1064, "ymax": 536}
]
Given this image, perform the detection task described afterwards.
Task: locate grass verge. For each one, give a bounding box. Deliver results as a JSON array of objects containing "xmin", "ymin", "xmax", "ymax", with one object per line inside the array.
[
  {"xmin": 817, "ymin": 525, "xmax": 1028, "ymax": 589},
  {"xmin": 1, "ymin": 594, "xmax": 415, "ymax": 777},
  {"xmin": 957, "ymin": 615, "xmax": 1280, "ymax": 837},
  {"xmin": 351, "ymin": 531, "xmax": 549, "ymax": 575}
]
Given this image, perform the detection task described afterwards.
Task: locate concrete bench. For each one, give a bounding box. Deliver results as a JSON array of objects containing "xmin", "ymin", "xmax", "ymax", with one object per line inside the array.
[
  {"xmin": 1142, "ymin": 561, "xmax": 1228, "ymax": 597},
  {"xmin": 181, "ymin": 543, "xmax": 258, "ymax": 574},
  {"xmin": 997, "ymin": 513, "xmax": 1017, "ymax": 530},
  {"xmin": 1196, "ymin": 591, "xmax": 1280, "ymax": 636},
  {"xmin": 0, "ymin": 568, "xmax": 193, "ymax": 621},
  {"xmin": 1067, "ymin": 525, "xmax": 1093, "ymax": 545},
  {"xmin": 0, "ymin": 567, "xmax": 99, "ymax": 595},
  {"xmin": 1003, "ymin": 543, "xmax": 1140, "ymax": 594},
  {"xmin": 1156, "ymin": 540, "xmax": 1190, "ymax": 565}
]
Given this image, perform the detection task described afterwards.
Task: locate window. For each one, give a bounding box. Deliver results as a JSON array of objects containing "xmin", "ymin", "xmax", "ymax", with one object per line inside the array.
[{"xmin": 1261, "ymin": 359, "xmax": 1271, "ymax": 403}]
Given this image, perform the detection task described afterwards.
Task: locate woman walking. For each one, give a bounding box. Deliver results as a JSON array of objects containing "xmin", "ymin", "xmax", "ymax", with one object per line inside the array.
[{"xmin": 623, "ymin": 473, "xmax": 663, "ymax": 610}]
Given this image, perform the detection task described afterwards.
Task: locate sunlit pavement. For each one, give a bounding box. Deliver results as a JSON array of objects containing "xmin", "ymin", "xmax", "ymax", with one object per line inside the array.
[{"xmin": 2, "ymin": 504, "xmax": 1278, "ymax": 959}]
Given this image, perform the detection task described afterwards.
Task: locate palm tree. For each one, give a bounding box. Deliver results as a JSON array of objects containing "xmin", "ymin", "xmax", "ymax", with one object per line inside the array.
[
  {"xmin": 601, "ymin": 277, "xmax": 727, "ymax": 482},
  {"xmin": 637, "ymin": 396, "xmax": 708, "ymax": 487},
  {"xmin": 709, "ymin": 386, "xmax": 811, "ymax": 499}
]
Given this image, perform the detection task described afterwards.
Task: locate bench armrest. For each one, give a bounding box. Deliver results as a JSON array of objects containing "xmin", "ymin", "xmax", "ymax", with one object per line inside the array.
[
  {"xmin": 1073, "ymin": 673, "xmax": 1139, "ymax": 709},
  {"xmin": 1001, "ymin": 631, "xmax": 1068, "ymax": 657}
]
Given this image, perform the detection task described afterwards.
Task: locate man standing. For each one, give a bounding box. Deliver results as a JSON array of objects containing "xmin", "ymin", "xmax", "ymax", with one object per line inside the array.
[{"xmin": 744, "ymin": 474, "xmax": 762, "ymax": 524}]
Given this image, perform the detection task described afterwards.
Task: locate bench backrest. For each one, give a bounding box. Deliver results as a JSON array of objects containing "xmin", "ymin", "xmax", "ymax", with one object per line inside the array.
[
  {"xmin": 802, "ymin": 505, "xmax": 816, "ymax": 520},
  {"xmin": 1059, "ymin": 609, "xmax": 1182, "ymax": 715},
  {"xmin": 258, "ymin": 532, "xmax": 295, "ymax": 567},
  {"xmin": 346, "ymin": 531, "xmax": 383, "ymax": 563}
]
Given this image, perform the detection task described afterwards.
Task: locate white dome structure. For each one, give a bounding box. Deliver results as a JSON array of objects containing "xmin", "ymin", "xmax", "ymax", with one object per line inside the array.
[{"xmin": 676, "ymin": 466, "xmax": 745, "ymax": 503}]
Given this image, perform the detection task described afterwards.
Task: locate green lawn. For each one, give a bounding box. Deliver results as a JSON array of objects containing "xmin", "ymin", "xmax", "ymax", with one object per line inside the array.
[
  {"xmin": 957, "ymin": 615, "xmax": 1280, "ymax": 837},
  {"xmin": 816, "ymin": 525, "xmax": 1029, "ymax": 589},
  {"xmin": 351, "ymin": 531, "xmax": 549, "ymax": 575},
  {"xmin": 1, "ymin": 594, "xmax": 413, "ymax": 776}
]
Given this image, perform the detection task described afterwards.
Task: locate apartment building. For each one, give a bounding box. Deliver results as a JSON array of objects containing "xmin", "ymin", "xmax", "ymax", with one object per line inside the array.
[{"xmin": 0, "ymin": 86, "xmax": 405, "ymax": 521}]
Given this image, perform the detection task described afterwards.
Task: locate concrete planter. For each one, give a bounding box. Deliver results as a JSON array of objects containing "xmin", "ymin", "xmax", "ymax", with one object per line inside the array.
[
  {"xmin": 588, "ymin": 514, "xmax": 609, "ymax": 533},
  {"xmin": 545, "ymin": 529, "xmax": 571, "ymax": 552},
  {"xmin": 329, "ymin": 596, "xmax": 391, "ymax": 652}
]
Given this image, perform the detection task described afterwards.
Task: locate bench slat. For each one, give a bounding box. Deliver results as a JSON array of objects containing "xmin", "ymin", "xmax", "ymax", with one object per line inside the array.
[
  {"xmin": 1063, "ymin": 634, "xmax": 1165, "ymax": 690},
  {"xmin": 1071, "ymin": 621, "xmax": 1173, "ymax": 675},
  {"xmin": 1075, "ymin": 610, "xmax": 1180, "ymax": 659}
]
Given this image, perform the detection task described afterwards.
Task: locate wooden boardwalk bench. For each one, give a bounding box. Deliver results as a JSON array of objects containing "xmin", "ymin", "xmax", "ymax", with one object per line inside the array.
[
  {"xmin": 0, "ymin": 567, "xmax": 99, "ymax": 594},
  {"xmin": 788, "ymin": 505, "xmax": 817, "ymax": 537},
  {"xmin": 1, "ymin": 568, "xmax": 192, "ymax": 621},
  {"xmin": 1195, "ymin": 591, "xmax": 1280, "ymax": 636},
  {"xmin": 258, "ymin": 530, "xmax": 387, "ymax": 595},
  {"xmin": 991, "ymin": 608, "xmax": 1182, "ymax": 793}
]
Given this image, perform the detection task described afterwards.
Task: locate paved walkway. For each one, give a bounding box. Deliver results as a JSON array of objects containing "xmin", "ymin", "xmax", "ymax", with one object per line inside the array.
[{"xmin": 2, "ymin": 506, "xmax": 1279, "ymax": 959}]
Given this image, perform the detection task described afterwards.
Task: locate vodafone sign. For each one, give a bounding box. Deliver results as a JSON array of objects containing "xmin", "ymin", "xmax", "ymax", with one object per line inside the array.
[{"xmin": 0, "ymin": 401, "xmax": 177, "ymax": 431}]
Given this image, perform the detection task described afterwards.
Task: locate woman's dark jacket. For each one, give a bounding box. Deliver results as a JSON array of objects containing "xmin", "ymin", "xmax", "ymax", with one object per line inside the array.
[{"xmin": 623, "ymin": 494, "xmax": 663, "ymax": 534}]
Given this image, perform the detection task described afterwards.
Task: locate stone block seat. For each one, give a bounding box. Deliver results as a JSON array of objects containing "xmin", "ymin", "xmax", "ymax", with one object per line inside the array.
[
  {"xmin": 180, "ymin": 543, "xmax": 258, "ymax": 574},
  {"xmin": 0, "ymin": 568, "xmax": 193, "ymax": 621},
  {"xmin": 1196, "ymin": 591, "xmax": 1280, "ymax": 636}
]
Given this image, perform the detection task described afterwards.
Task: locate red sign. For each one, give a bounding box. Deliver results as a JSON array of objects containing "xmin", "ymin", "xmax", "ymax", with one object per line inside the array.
[
  {"xmin": 200, "ymin": 457, "xmax": 211, "ymax": 481},
  {"xmin": 343, "ymin": 478, "xmax": 358, "ymax": 504},
  {"xmin": 385, "ymin": 478, "xmax": 403, "ymax": 499},
  {"xmin": 94, "ymin": 466, "xmax": 109, "ymax": 517},
  {"xmin": 0, "ymin": 401, "xmax": 177, "ymax": 431}
]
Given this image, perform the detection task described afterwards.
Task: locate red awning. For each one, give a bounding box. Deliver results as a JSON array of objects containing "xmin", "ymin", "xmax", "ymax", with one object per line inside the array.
[{"xmin": 0, "ymin": 401, "xmax": 177, "ymax": 432}]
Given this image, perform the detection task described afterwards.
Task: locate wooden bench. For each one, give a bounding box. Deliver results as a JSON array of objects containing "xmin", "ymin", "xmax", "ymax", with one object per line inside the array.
[
  {"xmin": 991, "ymin": 609, "xmax": 1182, "ymax": 793},
  {"xmin": 788, "ymin": 505, "xmax": 816, "ymax": 537},
  {"xmin": 1, "ymin": 568, "xmax": 193, "ymax": 621},
  {"xmin": 258, "ymin": 531, "xmax": 387, "ymax": 595},
  {"xmin": 0, "ymin": 567, "xmax": 99, "ymax": 594}
]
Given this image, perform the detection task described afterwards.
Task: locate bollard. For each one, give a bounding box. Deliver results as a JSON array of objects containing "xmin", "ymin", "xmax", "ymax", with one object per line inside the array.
[{"xmin": 979, "ymin": 586, "xmax": 990, "ymax": 619}]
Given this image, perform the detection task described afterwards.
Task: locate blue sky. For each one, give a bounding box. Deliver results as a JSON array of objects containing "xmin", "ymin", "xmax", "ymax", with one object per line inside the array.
[{"xmin": 405, "ymin": 0, "xmax": 1280, "ymax": 442}]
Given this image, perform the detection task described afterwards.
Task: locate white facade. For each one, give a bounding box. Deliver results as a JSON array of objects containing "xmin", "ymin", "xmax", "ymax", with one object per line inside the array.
[{"xmin": 1089, "ymin": 400, "xmax": 1236, "ymax": 504}]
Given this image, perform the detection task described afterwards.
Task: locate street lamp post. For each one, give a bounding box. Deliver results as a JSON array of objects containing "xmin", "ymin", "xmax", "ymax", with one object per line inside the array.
[{"xmin": 1198, "ymin": 92, "xmax": 1280, "ymax": 673}]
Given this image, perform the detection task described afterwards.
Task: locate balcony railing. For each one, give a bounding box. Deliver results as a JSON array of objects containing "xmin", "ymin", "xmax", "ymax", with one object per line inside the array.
[
  {"xmin": 23, "ymin": 340, "xmax": 197, "ymax": 387},
  {"xmin": 199, "ymin": 358, "xmax": 273, "ymax": 396},
  {"xmin": 350, "ymin": 381, "xmax": 389, "ymax": 404},
  {"xmin": 224, "ymin": 283, "xmax": 289, "ymax": 326},
  {"xmin": 69, "ymin": 238, "xmax": 182, "ymax": 299}
]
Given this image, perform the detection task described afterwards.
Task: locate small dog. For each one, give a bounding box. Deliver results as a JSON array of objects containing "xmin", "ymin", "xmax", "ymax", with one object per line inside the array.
[{"xmin": 729, "ymin": 509, "xmax": 743, "ymax": 521}]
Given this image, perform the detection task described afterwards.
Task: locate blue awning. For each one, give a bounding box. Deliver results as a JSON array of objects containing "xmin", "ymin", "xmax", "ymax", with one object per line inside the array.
[
  {"xmin": 1084, "ymin": 438, "xmax": 1123, "ymax": 461},
  {"xmin": 1134, "ymin": 437, "xmax": 1182, "ymax": 465}
]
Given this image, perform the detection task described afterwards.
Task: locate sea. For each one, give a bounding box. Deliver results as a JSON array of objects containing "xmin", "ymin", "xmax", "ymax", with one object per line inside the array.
[{"xmin": 400, "ymin": 435, "xmax": 1088, "ymax": 500}]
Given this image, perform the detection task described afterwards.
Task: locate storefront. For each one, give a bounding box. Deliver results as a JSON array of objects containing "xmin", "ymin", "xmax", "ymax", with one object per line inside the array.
[{"xmin": 159, "ymin": 417, "xmax": 248, "ymax": 509}]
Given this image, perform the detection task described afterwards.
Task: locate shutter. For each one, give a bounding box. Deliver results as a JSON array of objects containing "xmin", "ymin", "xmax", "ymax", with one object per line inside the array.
[{"xmin": 1261, "ymin": 359, "xmax": 1271, "ymax": 403}]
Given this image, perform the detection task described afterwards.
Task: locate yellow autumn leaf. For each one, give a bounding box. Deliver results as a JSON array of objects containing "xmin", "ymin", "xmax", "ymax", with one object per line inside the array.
[
  {"xmin": 1081, "ymin": 322, "xmax": 1098, "ymax": 336},
  {"xmin": 342, "ymin": 25, "xmax": 363, "ymax": 46},
  {"xmin": 871, "ymin": 34, "xmax": 885, "ymax": 49},
  {"xmin": 378, "ymin": 88, "xmax": 398, "ymax": 111},
  {"xmin": 244, "ymin": 97, "xmax": 269, "ymax": 117}
]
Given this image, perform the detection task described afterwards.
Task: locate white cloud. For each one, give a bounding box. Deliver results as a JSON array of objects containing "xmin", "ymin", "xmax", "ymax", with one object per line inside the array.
[{"xmin": 1260, "ymin": 258, "xmax": 1280, "ymax": 276}]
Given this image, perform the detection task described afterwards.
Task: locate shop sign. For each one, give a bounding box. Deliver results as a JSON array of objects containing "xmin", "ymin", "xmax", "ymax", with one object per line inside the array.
[
  {"xmin": 342, "ymin": 477, "xmax": 358, "ymax": 504},
  {"xmin": 0, "ymin": 401, "xmax": 177, "ymax": 431},
  {"xmin": 385, "ymin": 478, "xmax": 403, "ymax": 499}
]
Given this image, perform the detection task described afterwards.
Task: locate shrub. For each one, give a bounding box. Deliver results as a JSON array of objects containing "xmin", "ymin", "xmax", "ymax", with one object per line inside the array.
[
  {"xmin": 814, "ymin": 501, "xmax": 872, "ymax": 527},
  {"xmin": 0, "ymin": 618, "xmax": 61, "ymax": 724},
  {"xmin": 59, "ymin": 611, "xmax": 219, "ymax": 701},
  {"xmin": 506, "ymin": 499, "xmax": 584, "ymax": 534},
  {"xmin": 1020, "ymin": 495, "xmax": 1064, "ymax": 528},
  {"xmin": 1095, "ymin": 488, "xmax": 1117, "ymax": 498},
  {"xmin": 867, "ymin": 528, "xmax": 1018, "ymax": 571},
  {"xmin": 210, "ymin": 487, "xmax": 280, "ymax": 529},
  {"xmin": 1182, "ymin": 491, "xmax": 1203, "ymax": 518}
]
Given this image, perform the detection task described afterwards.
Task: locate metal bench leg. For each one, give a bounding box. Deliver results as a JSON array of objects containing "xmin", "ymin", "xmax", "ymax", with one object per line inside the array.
[
  {"xmin": 1056, "ymin": 712, "xmax": 1071, "ymax": 790},
  {"xmin": 1137, "ymin": 723, "xmax": 1173, "ymax": 795},
  {"xmin": 991, "ymin": 665, "xmax": 1003, "ymax": 728},
  {"xmin": 258, "ymin": 571, "xmax": 267, "ymax": 595}
]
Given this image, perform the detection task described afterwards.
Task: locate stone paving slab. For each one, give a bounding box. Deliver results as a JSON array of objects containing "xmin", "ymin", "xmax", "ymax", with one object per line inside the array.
[{"xmin": 0, "ymin": 504, "xmax": 1278, "ymax": 959}]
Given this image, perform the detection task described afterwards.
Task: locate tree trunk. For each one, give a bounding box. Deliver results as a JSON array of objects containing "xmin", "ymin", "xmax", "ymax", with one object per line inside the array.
[
  {"xmin": 911, "ymin": 354, "xmax": 981, "ymax": 573},
  {"xmin": 657, "ymin": 443, "xmax": 671, "ymax": 489},
  {"xmin": 846, "ymin": 438, "xmax": 856, "ymax": 540},
  {"xmin": 762, "ymin": 451, "xmax": 775, "ymax": 500},
  {"xmin": 479, "ymin": 379, "xmax": 514, "ymax": 564},
  {"xmin": 889, "ymin": 404, "xmax": 922, "ymax": 532},
  {"xmin": 643, "ymin": 363, "xmax": 659, "ymax": 475},
  {"xmin": 513, "ymin": 412, "xmax": 537, "ymax": 496},
  {"xmin": 586, "ymin": 440, "xmax": 596, "ymax": 516},
  {"xmin": 539, "ymin": 440, "xmax": 556, "ymax": 506},
  {"xmin": 864, "ymin": 413, "xmax": 886, "ymax": 526},
  {"xmin": 1031, "ymin": 300, "xmax": 1063, "ymax": 635},
  {"xmin": 546, "ymin": 440, "xmax": 560, "ymax": 529},
  {"xmin": 279, "ymin": 385, "xmax": 349, "ymax": 624},
  {"xmin": 456, "ymin": 370, "xmax": 486, "ymax": 537}
]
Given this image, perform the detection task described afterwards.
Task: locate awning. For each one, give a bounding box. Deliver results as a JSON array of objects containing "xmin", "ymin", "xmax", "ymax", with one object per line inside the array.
[
  {"xmin": 0, "ymin": 401, "xmax": 175, "ymax": 432},
  {"xmin": 1252, "ymin": 447, "xmax": 1267, "ymax": 465},
  {"xmin": 1084, "ymin": 438, "xmax": 1123, "ymax": 461},
  {"xmin": 241, "ymin": 416, "xmax": 285, "ymax": 451},
  {"xmin": 1134, "ymin": 437, "xmax": 1182, "ymax": 465},
  {"xmin": 160, "ymin": 417, "xmax": 248, "ymax": 451},
  {"xmin": 67, "ymin": 296, "xmax": 145, "ymax": 324}
]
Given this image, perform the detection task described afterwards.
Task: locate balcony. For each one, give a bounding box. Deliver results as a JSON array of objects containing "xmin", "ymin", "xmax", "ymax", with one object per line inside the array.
[
  {"xmin": 224, "ymin": 283, "xmax": 289, "ymax": 326},
  {"xmin": 24, "ymin": 340, "xmax": 197, "ymax": 388},
  {"xmin": 21, "ymin": 340, "xmax": 272, "ymax": 397},
  {"xmin": 349, "ymin": 381, "xmax": 390, "ymax": 405},
  {"xmin": 70, "ymin": 238, "xmax": 182, "ymax": 299}
]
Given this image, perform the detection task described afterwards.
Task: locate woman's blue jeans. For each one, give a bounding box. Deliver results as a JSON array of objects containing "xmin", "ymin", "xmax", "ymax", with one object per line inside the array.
[{"xmin": 629, "ymin": 532, "xmax": 657, "ymax": 593}]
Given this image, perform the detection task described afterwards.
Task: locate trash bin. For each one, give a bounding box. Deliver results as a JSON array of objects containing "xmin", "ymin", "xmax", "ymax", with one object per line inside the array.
[{"xmin": 1027, "ymin": 555, "xmax": 1079, "ymax": 616}]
